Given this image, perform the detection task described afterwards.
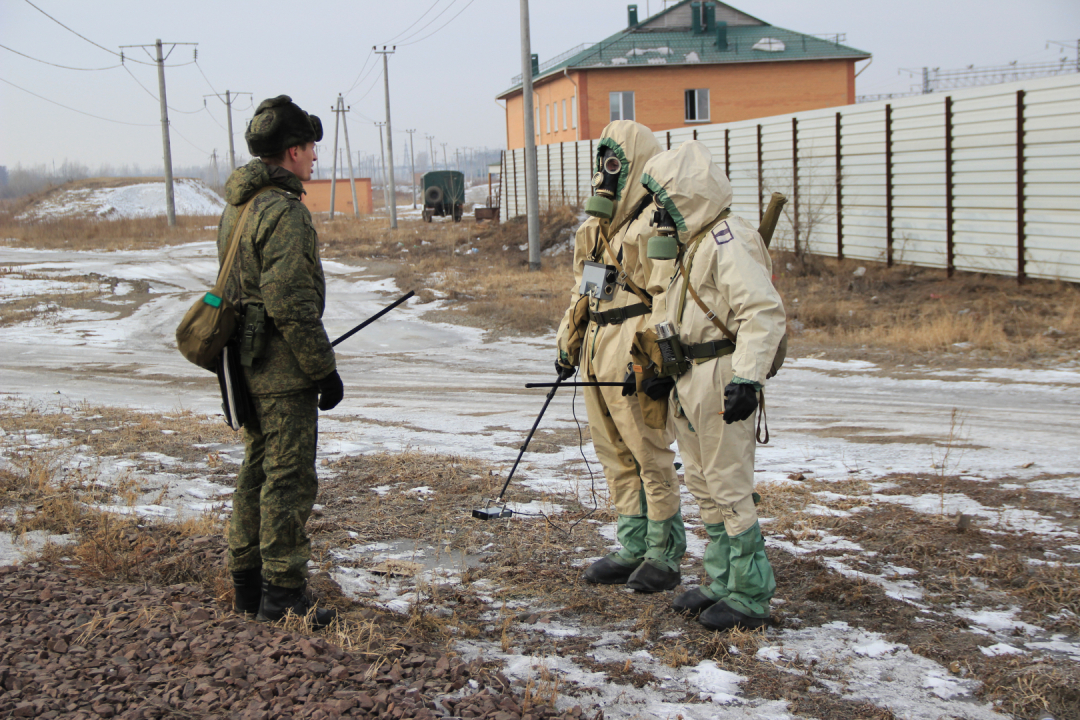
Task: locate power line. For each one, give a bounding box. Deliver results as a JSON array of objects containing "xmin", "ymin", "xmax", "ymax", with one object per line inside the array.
[
  {"xmin": 0, "ymin": 74, "xmax": 157, "ymax": 126},
  {"xmin": 122, "ymin": 64, "xmax": 203, "ymax": 113},
  {"xmin": 383, "ymin": 0, "xmax": 443, "ymax": 44},
  {"xmin": 353, "ymin": 67, "xmax": 385, "ymax": 104},
  {"xmin": 170, "ymin": 123, "xmax": 210, "ymax": 155},
  {"xmin": 394, "ymin": 0, "xmax": 463, "ymax": 45},
  {"xmin": 0, "ymin": 42, "xmax": 121, "ymax": 71},
  {"xmin": 344, "ymin": 49, "xmax": 376, "ymax": 97},
  {"xmin": 398, "ymin": 0, "xmax": 477, "ymax": 46},
  {"xmin": 22, "ymin": 0, "xmax": 157, "ymax": 66}
]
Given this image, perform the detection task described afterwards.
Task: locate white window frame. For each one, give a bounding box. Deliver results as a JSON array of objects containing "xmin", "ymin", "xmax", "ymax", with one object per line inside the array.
[
  {"xmin": 609, "ymin": 91, "xmax": 635, "ymax": 122},
  {"xmin": 562, "ymin": 99, "xmax": 567, "ymax": 130},
  {"xmin": 685, "ymin": 88, "xmax": 710, "ymax": 123},
  {"xmin": 546, "ymin": 104, "xmax": 551, "ymax": 134}
]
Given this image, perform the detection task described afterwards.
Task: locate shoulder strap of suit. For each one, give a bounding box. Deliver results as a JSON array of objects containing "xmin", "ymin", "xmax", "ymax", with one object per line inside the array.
[{"xmin": 675, "ymin": 209, "xmax": 737, "ymax": 344}]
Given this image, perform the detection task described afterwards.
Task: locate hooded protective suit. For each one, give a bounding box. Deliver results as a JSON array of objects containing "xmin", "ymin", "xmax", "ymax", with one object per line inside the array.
[
  {"xmin": 554, "ymin": 121, "xmax": 685, "ymax": 584},
  {"xmin": 642, "ymin": 141, "xmax": 785, "ymax": 620}
]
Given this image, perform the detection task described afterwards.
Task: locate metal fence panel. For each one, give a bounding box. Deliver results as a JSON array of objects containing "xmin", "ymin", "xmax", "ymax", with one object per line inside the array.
[{"xmin": 500, "ymin": 73, "xmax": 1080, "ymax": 282}]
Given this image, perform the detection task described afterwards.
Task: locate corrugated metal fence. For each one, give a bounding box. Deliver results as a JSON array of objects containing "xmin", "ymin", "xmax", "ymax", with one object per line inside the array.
[{"xmin": 501, "ymin": 73, "xmax": 1080, "ymax": 282}]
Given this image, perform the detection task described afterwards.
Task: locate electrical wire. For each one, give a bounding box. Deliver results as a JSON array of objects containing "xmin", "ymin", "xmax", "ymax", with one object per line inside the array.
[
  {"xmin": 383, "ymin": 0, "xmax": 443, "ymax": 44},
  {"xmin": 393, "ymin": 0, "xmax": 463, "ymax": 45},
  {"xmin": 344, "ymin": 49, "xmax": 376, "ymax": 97},
  {"xmin": 0, "ymin": 42, "xmax": 122, "ymax": 70},
  {"xmin": 397, "ymin": 0, "xmax": 477, "ymax": 47},
  {"xmin": 0, "ymin": 74, "xmax": 157, "ymax": 126},
  {"xmin": 348, "ymin": 108, "xmax": 378, "ymax": 124},
  {"xmin": 122, "ymin": 64, "xmax": 203, "ymax": 113},
  {"xmin": 22, "ymin": 0, "xmax": 165, "ymax": 66},
  {"xmin": 352, "ymin": 67, "xmax": 385, "ymax": 104},
  {"xmin": 169, "ymin": 123, "xmax": 210, "ymax": 155},
  {"xmin": 194, "ymin": 60, "xmax": 221, "ymax": 98}
]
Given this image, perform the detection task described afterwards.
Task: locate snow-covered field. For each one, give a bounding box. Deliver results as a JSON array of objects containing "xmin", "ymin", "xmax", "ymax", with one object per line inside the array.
[
  {"xmin": 16, "ymin": 178, "xmax": 225, "ymax": 220},
  {"xmin": 0, "ymin": 238, "xmax": 1077, "ymax": 719}
]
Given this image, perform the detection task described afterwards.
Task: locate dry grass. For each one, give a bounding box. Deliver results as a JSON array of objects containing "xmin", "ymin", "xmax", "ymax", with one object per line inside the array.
[{"xmin": 775, "ymin": 252, "xmax": 1080, "ymax": 363}]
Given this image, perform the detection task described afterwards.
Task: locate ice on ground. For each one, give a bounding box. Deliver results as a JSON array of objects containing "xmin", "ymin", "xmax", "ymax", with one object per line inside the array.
[{"xmin": 756, "ymin": 622, "xmax": 1008, "ymax": 719}]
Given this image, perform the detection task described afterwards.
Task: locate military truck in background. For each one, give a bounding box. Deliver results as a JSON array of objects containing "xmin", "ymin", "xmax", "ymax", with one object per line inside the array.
[{"xmin": 421, "ymin": 170, "xmax": 464, "ymax": 222}]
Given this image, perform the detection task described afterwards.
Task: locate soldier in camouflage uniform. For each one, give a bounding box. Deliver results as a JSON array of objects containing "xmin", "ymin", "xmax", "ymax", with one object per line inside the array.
[{"xmin": 221, "ymin": 96, "xmax": 341, "ymax": 629}]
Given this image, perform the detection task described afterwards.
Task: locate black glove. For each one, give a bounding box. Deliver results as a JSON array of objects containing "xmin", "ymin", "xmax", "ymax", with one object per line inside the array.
[
  {"xmin": 621, "ymin": 370, "xmax": 637, "ymax": 396},
  {"xmin": 722, "ymin": 382, "xmax": 758, "ymax": 424},
  {"xmin": 316, "ymin": 370, "xmax": 344, "ymax": 411},
  {"xmin": 641, "ymin": 375, "xmax": 675, "ymax": 401},
  {"xmin": 555, "ymin": 361, "xmax": 576, "ymax": 381}
]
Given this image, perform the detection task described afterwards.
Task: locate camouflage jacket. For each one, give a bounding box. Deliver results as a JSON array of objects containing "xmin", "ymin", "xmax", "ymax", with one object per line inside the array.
[{"xmin": 217, "ymin": 160, "xmax": 335, "ymax": 396}]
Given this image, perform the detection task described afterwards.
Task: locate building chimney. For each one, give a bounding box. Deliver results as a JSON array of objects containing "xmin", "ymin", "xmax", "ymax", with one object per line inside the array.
[
  {"xmin": 531, "ymin": 53, "xmax": 539, "ymax": 76},
  {"xmin": 691, "ymin": 2, "xmax": 702, "ymax": 34},
  {"xmin": 703, "ymin": 3, "xmax": 716, "ymax": 32},
  {"xmin": 628, "ymin": 4, "xmax": 638, "ymax": 27},
  {"xmin": 716, "ymin": 20, "xmax": 728, "ymax": 51}
]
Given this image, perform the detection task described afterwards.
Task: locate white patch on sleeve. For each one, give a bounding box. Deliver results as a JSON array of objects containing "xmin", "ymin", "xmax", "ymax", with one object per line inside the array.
[{"xmin": 712, "ymin": 221, "xmax": 734, "ymax": 246}]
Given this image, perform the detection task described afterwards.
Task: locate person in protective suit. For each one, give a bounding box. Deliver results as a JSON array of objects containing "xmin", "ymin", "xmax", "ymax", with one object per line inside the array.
[
  {"xmin": 220, "ymin": 96, "xmax": 342, "ymax": 629},
  {"xmin": 554, "ymin": 121, "xmax": 686, "ymax": 593},
  {"xmin": 639, "ymin": 141, "xmax": 785, "ymax": 631}
]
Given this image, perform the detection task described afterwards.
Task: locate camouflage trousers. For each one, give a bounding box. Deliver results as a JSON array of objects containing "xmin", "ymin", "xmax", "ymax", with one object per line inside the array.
[{"xmin": 228, "ymin": 388, "xmax": 318, "ymax": 588}]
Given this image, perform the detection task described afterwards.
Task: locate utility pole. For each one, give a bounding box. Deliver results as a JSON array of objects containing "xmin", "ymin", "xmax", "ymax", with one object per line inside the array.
[
  {"xmin": 338, "ymin": 95, "xmax": 360, "ymax": 218},
  {"xmin": 204, "ymin": 90, "xmax": 252, "ymax": 170},
  {"xmin": 375, "ymin": 122, "xmax": 390, "ymax": 220},
  {"xmin": 120, "ymin": 39, "xmax": 197, "ymax": 227},
  {"xmin": 209, "ymin": 149, "xmax": 219, "ymax": 187},
  {"xmin": 426, "ymin": 135, "xmax": 435, "ymax": 172},
  {"xmin": 330, "ymin": 96, "xmax": 341, "ymax": 219},
  {"xmin": 405, "ymin": 128, "xmax": 417, "ymax": 208},
  {"xmin": 441, "ymin": 142, "xmax": 448, "ymax": 170},
  {"xmin": 375, "ymin": 46, "xmax": 398, "ymax": 229},
  {"xmin": 519, "ymin": 0, "xmax": 541, "ymax": 269}
]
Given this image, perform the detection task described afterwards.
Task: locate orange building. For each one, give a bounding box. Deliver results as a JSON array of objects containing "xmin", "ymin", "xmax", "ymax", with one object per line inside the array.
[
  {"xmin": 301, "ymin": 178, "xmax": 374, "ymax": 215},
  {"xmin": 497, "ymin": 0, "xmax": 871, "ymax": 149}
]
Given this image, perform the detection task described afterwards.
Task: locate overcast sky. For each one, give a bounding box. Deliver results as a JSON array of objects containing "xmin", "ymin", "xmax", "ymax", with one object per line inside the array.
[{"xmin": 2, "ymin": 0, "xmax": 1078, "ymax": 172}]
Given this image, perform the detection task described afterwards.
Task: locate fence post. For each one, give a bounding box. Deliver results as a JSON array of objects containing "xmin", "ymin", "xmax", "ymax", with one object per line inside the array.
[
  {"xmin": 836, "ymin": 112, "xmax": 843, "ymax": 261},
  {"xmin": 546, "ymin": 144, "xmax": 551, "ymax": 213},
  {"xmin": 945, "ymin": 96, "xmax": 955, "ymax": 278},
  {"xmin": 725, "ymin": 128, "xmax": 730, "ymax": 180},
  {"xmin": 1017, "ymin": 89, "xmax": 1027, "ymax": 284},
  {"xmin": 756, "ymin": 124, "xmax": 764, "ymax": 224},
  {"xmin": 693, "ymin": 129, "xmax": 698, "ymax": 141},
  {"xmin": 885, "ymin": 103, "xmax": 894, "ymax": 267},
  {"xmin": 575, "ymin": 141, "xmax": 580, "ymax": 206},
  {"xmin": 513, "ymin": 150, "xmax": 519, "ymax": 218},
  {"xmin": 792, "ymin": 117, "xmax": 800, "ymax": 254},
  {"xmin": 500, "ymin": 150, "xmax": 506, "ymax": 223},
  {"xmin": 666, "ymin": 131, "xmax": 671, "ymax": 150},
  {"xmin": 560, "ymin": 142, "xmax": 565, "ymax": 206}
]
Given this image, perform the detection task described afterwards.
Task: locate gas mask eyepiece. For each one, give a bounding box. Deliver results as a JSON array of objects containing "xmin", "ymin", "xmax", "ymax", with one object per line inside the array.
[
  {"xmin": 646, "ymin": 198, "xmax": 679, "ymax": 260},
  {"xmin": 584, "ymin": 148, "xmax": 622, "ymax": 219}
]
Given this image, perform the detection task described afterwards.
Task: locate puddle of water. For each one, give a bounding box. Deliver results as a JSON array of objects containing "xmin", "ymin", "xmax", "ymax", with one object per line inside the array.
[{"xmin": 363, "ymin": 538, "xmax": 486, "ymax": 574}]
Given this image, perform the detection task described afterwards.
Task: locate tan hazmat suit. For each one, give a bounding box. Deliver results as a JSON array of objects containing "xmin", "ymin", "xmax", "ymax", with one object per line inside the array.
[
  {"xmin": 642, "ymin": 141, "xmax": 785, "ymax": 618},
  {"xmin": 554, "ymin": 121, "xmax": 685, "ymax": 573}
]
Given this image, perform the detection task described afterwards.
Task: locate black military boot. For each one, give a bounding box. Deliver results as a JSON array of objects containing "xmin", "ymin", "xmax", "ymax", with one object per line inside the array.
[
  {"xmin": 231, "ymin": 568, "xmax": 263, "ymax": 618},
  {"xmin": 626, "ymin": 560, "xmax": 680, "ymax": 593},
  {"xmin": 257, "ymin": 580, "xmax": 339, "ymax": 630},
  {"xmin": 672, "ymin": 587, "xmax": 717, "ymax": 616},
  {"xmin": 582, "ymin": 556, "xmax": 637, "ymax": 585},
  {"xmin": 698, "ymin": 600, "xmax": 768, "ymax": 632}
]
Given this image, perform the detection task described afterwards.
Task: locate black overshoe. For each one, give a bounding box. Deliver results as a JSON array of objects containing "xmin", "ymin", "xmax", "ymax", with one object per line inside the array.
[
  {"xmin": 698, "ymin": 600, "xmax": 768, "ymax": 632},
  {"xmin": 256, "ymin": 580, "xmax": 339, "ymax": 630},
  {"xmin": 626, "ymin": 560, "xmax": 681, "ymax": 593},
  {"xmin": 582, "ymin": 556, "xmax": 637, "ymax": 585},
  {"xmin": 231, "ymin": 568, "xmax": 263, "ymax": 617},
  {"xmin": 672, "ymin": 587, "xmax": 717, "ymax": 616}
]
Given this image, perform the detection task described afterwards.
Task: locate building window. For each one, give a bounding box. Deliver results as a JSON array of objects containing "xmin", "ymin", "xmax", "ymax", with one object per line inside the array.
[
  {"xmin": 562, "ymin": 99, "xmax": 567, "ymax": 130},
  {"xmin": 546, "ymin": 104, "xmax": 552, "ymax": 134},
  {"xmin": 685, "ymin": 89, "xmax": 710, "ymax": 122},
  {"xmin": 571, "ymin": 96, "xmax": 577, "ymax": 129},
  {"xmin": 610, "ymin": 91, "xmax": 635, "ymax": 122}
]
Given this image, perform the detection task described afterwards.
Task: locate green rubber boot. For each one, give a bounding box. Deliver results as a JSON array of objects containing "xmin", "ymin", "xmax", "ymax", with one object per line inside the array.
[
  {"xmin": 627, "ymin": 511, "xmax": 686, "ymax": 592},
  {"xmin": 583, "ymin": 513, "xmax": 647, "ymax": 584},
  {"xmin": 674, "ymin": 521, "xmax": 728, "ymax": 613},
  {"xmin": 720, "ymin": 521, "xmax": 775, "ymax": 619}
]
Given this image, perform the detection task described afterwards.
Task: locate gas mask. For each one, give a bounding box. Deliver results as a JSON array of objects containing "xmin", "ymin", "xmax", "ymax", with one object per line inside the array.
[
  {"xmin": 584, "ymin": 147, "xmax": 622, "ymax": 219},
  {"xmin": 646, "ymin": 197, "xmax": 679, "ymax": 260}
]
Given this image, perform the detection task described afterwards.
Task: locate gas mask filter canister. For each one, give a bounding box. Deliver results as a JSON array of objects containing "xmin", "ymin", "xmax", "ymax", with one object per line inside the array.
[
  {"xmin": 584, "ymin": 150, "xmax": 622, "ymax": 219},
  {"xmin": 646, "ymin": 199, "xmax": 679, "ymax": 260}
]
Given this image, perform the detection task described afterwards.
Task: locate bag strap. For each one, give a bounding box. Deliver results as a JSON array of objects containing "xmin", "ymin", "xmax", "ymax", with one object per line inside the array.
[
  {"xmin": 211, "ymin": 187, "xmax": 275, "ymax": 297},
  {"xmin": 675, "ymin": 211, "xmax": 737, "ymax": 344}
]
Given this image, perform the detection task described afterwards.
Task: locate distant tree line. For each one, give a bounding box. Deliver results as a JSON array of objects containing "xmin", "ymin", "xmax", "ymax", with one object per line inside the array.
[{"xmin": 0, "ymin": 159, "xmax": 243, "ymax": 201}]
